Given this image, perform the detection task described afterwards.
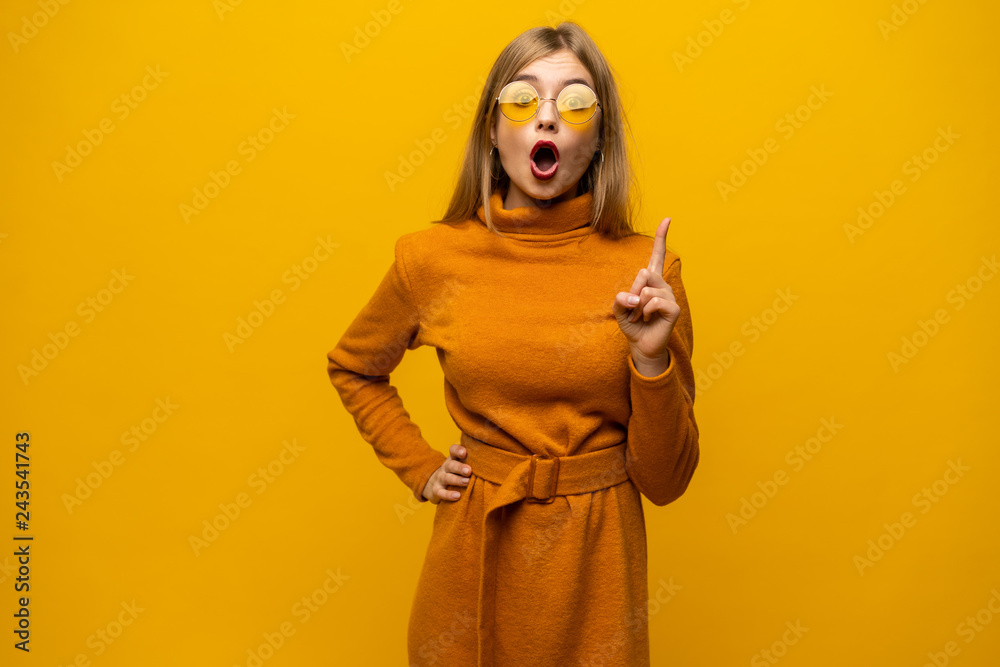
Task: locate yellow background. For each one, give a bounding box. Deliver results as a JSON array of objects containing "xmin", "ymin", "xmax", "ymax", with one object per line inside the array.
[{"xmin": 2, "ymin": 0, "xmax": 998, "ymax": 665}]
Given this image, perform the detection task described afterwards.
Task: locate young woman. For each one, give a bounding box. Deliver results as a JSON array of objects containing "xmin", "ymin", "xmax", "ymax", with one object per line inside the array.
[{"xmin": 327, "ymin": 21, "xmax": 700, "ymax": 667}]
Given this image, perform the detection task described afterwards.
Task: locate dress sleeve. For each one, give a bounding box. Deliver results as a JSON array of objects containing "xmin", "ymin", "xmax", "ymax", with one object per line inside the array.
[
  {"xmin": 326, "ymin": 234, "xmax": 447, "ymax": 503},
  {"xmin": 624, "ymin": 256, "xmax": 700, "ymax": 506}
]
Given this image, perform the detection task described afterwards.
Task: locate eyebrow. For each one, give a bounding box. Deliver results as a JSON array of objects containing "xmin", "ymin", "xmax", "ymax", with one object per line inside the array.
[{"xmin": 512, "ymin": 73, "xmax": 593, "ymax": 88}]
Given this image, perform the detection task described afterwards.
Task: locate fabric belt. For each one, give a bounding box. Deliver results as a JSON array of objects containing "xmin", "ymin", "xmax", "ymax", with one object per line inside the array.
[{"xmin": 459, "ymin": 432, "xmax": 631, "ymax": 667}]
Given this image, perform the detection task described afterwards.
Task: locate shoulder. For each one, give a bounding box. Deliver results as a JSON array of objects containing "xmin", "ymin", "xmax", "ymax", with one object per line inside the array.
[
  {"xmin": 391, "ymin": 219, "xmax": 478, "ymax": 291},
  {"xmin": 396, "ymin": 219, "xmax": 477, "ymax": 261},
  {"xmin": 397, "ymin": 219, "xmax": 476, "ymax": 253}
]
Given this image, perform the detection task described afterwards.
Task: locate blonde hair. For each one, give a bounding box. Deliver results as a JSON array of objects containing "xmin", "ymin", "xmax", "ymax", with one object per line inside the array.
[{"xmin": 432, "ymin": 22, "xmax": 645, "ymax": 240}]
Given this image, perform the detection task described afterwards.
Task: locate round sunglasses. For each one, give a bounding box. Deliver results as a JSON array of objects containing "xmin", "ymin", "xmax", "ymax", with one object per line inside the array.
[{"xmin": 496, "ymin": 81, "xmax": 601, "ymax": 124}]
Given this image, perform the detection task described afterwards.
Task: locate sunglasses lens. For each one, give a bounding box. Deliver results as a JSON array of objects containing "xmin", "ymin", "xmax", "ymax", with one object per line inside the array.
[
  {"xmin": 498, "ymin": 82, "xmax": 538, "ymax": 121},
  {"xmin": 558, "ymin": 84, "xmax": 598, "ymax": 123}
]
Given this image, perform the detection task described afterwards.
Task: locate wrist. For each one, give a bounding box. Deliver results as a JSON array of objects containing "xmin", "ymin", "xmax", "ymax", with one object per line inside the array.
[{"xmin": 631, "ymin": 349, "xmax": 670, "ymax": 378}]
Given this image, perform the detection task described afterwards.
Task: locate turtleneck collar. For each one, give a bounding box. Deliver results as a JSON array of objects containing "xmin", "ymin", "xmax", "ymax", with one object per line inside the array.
[{"xmin": 475, "ymin": 187, "xmax": 594, "ymax": 239}]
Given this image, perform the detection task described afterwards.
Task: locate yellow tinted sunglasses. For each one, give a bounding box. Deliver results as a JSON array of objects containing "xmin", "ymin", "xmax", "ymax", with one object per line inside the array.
[{"xmin": 496, "ymin": 81, "xmax": 601, "ymax": 125}]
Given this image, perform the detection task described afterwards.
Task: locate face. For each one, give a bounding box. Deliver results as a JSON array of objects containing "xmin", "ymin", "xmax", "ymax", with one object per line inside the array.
[{"xmin": 490, "ymin": 49, "xmax": 602, "ymax": 209}]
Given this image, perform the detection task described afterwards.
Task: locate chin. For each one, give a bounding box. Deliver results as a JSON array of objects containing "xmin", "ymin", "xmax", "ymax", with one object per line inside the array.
[{"xmin": 517, "ymin": 177, "xmax": 569, "ymax": 200}]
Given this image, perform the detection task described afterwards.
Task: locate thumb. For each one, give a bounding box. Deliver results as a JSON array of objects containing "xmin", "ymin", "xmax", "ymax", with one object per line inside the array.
[{"xmin": 612, "ymin": 291, "xmax": 640, "ymax": 327}]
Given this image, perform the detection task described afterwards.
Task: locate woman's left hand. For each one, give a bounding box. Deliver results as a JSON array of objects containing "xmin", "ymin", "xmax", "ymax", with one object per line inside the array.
[{"xmin": 612, "ymin": 217, "xmax": 680, "ymax": 373}]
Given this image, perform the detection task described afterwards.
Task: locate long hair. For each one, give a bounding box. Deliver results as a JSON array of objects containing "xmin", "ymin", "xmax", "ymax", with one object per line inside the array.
[{"xmin": 431, "ymin": 22, "xmax": 645, "ymax": 240}]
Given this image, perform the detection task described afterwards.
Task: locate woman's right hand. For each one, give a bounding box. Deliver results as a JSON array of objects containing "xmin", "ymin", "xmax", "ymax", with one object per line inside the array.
[{"xmin": 422, "ymin": 444, "xmax": 473, "ymax": 504}]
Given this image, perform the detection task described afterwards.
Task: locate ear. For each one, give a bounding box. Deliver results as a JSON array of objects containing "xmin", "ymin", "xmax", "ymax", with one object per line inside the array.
[{"xmin": 489, "ymin": 122, "xmax": 496, "ymax": 146}]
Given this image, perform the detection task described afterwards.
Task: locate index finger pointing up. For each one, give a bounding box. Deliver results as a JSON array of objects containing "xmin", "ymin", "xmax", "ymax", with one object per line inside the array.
[{"xmin": 647, "ymin": 217, "xmax": 671, "ymax": 277}]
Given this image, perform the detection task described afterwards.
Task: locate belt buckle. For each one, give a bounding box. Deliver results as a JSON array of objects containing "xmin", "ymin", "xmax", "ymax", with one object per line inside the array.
[{"xmin": 525, "ymin": 454, "xmax": 560, "ymax": 504}]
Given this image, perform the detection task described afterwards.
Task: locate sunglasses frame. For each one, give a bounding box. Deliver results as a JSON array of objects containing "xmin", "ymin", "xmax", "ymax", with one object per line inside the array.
[{"xmin": 495, "ymin": 80, "xmax": 602, "ymax": 125}]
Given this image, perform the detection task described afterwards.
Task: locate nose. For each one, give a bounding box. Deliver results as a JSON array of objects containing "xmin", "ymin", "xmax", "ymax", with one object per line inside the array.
[{"xmin": 535, "ymin": 96, "xmax": 559, "ymax": 127}]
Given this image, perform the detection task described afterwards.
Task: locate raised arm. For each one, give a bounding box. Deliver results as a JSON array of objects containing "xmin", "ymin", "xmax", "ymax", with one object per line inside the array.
[
  {"xmin": 623, "ymin": 255, "xmax": 700, "ymax": 506},
  {"xmin": 612, "ymin": 216, "xmax": 700, "ymax": 506}
]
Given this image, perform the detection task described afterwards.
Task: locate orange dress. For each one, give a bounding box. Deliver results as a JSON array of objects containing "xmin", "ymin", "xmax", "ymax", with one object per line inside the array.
[{"xmin": 327, "ymin": 189, "xmax": 700, "ymax": 666}]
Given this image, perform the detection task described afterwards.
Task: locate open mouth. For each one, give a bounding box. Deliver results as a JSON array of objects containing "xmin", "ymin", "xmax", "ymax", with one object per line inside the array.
[{"xmin": 530, "ymin": 140, "xmax": 559, "ymax": 180}]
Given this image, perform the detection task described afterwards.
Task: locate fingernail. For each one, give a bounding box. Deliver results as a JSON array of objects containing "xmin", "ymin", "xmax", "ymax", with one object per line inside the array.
[
  {"xmin": 627, "ymin": 295, "xmax": 639, "ymax": 305},
  {"xmin": 464, "ymin": 466, "xmax": 471, "ymax": 475},
  {"xmin": 452, "ymin": 492, "xmax": 460, "ymax": 499}
]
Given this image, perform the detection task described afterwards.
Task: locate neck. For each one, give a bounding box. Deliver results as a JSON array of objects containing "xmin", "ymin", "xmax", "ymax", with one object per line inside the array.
[{"xmin": 476, "ymin": 185, "xmax": 594, "ymax": 237}]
